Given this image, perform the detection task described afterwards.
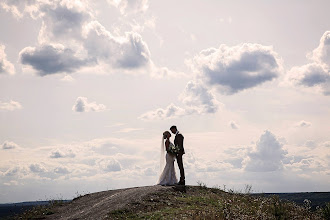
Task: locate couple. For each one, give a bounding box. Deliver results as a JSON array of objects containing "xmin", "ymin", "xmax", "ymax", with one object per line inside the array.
[{"xmin": 157, "ymin": 125, "xmax": 185, "ymax": 186}]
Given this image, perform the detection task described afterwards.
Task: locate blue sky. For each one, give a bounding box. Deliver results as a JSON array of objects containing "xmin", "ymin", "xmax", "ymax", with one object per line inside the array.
[{"xmin": 0, "ymin": 0, "xmax": 329, "ymax": 203}]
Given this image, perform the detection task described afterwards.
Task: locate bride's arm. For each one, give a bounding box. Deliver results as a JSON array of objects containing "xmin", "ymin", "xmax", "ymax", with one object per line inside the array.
[{"xmin": 165, "ymin": 140, "xmax": 170, "ymax": 152}]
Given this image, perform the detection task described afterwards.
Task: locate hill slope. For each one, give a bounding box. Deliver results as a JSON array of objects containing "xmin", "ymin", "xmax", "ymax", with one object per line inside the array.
[{"xmin": 16, "ymin": 185, "xmax": 328, "ymax": 219}]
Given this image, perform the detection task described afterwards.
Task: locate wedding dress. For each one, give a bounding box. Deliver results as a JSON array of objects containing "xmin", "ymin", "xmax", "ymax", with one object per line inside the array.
[{"xmin": 157, "ymin": 142, "xmax": 178, "ymax": 186}]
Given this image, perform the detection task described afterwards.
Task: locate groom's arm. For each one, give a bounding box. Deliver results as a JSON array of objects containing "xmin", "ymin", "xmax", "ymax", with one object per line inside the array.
[{"xmin": 177, "ymin": 134, "xmax": 184, "ymax": 148}]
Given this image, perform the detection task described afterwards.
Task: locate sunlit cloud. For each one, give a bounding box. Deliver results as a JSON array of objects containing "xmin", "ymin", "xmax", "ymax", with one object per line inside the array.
[{"xmin": 0, "ymin": 101, "xmax": 22, "ymax": 111}]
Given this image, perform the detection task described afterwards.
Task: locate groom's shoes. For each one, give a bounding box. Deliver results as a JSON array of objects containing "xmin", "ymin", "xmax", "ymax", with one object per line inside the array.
[{"xmin": 178, "ymin": 180, "xmax": 185, "ymax": 185}]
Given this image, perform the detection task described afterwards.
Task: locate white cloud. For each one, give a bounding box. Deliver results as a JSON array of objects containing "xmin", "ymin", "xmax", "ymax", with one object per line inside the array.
[
  {"xmin": 229, "ymin": 121, "xmax": 239, "ymax": 129},
  {"xmin": 29, "ymin": 163, "xmax": 47, "ymax": 173},
  {"xmin": 116, "ymin": 128, "xmax": 144, "ymax": 133},
  {"xmin": 83, "ymin": 21, "xmax": 151, "ymax": 70},
  {"xmin": 310, "ymin": 30, "xmax": 330, "ymax": 65},
  {"xmin": 295, "ymin": 120, "xmax": 311, "ymax": 128},
  {"xmin": 287, "ymin": 31, "xmax": 330, "ymax": 95},
  {"xmin": 54, "ymin": 166, "xmax": 70, "ymax": 174},
  {"xmin": 150, "ymin": 65, "xmax": 187, "ymax": 79},
  {"xmin": 139, "ymin": 81, "xmax": 221, "ymax": 120},
  {"xmin": 98, "ymin": 158, "xmax": 121, "ymax": 172},
  {"xmin": 49, "ymin": 149, "xmax": 76, "ymax": 158},
  {"xmin": 304, "ymin": 140, "xmax": 316, "ymax": 149},
  {"xmin": 0, "ymin": 44, "xmax": 15, "ymax": 75},
  {"xmin": 5, "ymin": 0, "xmax": 152, "ymax": 76},
  {"xmin": 72, "ymin": 97, "xmax": 106, "ymax": 112},
  {"xmin": 180, "ymin": 81, "xmax": 220, "ymax": 114},
  {"xmin": 243, "ymin": 130, "xmax": 288, "ymax": 172},
  {"xmin": 61, "ymin": 75, "xmax": 75, "ymax": 82},
  {"xmin": 138, "ymin": 103, "xmax": 187, "ymax": 120},
  {"xmin": 190, "ymin": 43, "xmax": 282, "ymax": 94},
  {"xmin": 0, "ymin": 100, "xmax": 22, "ymax": 111},
  {"xmin": 107, "ymin": 0, "xmax": 149, "ymax": 15},
  {"xmin": 1, "ymin": 141, "xmax": 20, "ymax": 150}
]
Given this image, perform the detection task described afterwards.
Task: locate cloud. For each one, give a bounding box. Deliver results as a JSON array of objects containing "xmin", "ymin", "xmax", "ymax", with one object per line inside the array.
[
  {"xmin": 3, "ymin": 167, "xmax": 21, "ymax": 177},
  {"xmin": 61, "ymin": 75, "xmax": 75, "ymax": 82},
  {"xmin": 295, "ymin": 120, "xmax": 311, "ymax": 128},
  {"xmin": 243, "ymin": 130, "xmax": 288, "ymax": 172},
  {"xmin": 116, "ymin": 128, "xmax": 144, "ymax": 133},
  {"xmin": 310, "ymin": 30, "xmax": 330, "ymax": 64},
  {"xmin": 72, "ymin": 97, "xmax": 106, "ymax": 112},
  {"xmin": 29, "ymin": 164, "xmax": 47, "ymax": 173},
  {"xmin": 5, "ymin": 0, "xmax": 151, "ymax": 76},
  {"xmin": 287, "ymin": 31, "xmax": 330, "ymax": 95},
  {"xmin": 98, "ymin": 158, "xmax": 121, "ymax": 172},
  {"xmin": 229, "ymin": 121, "xmax": 239, "ymax": 129},
  {"xmin": 139, "ymin": 81, "xmax": 221, "ymax": 120},
  {"xmin": 19, "ymin": 44, "xmax": 88, "ymax": 76},
  {"xmin": 180, "ymin": 81, "xmax": 220, "ymax": 114},
  {"xmin": 83, "ymin": 21, "xmax": 151, "ymax": 70},
  {"xmin": 49, "ymin": 149, "xmax": 76, "ymax": 158},
  {"xmin": 107, "ymin": 0, "xmax": 149, "ymax": 15},
  {"xmin": 138, "ymin": 103, "xmax": 186, "ymax": 120},
  {"xmin": 190, "ymin": 43, "xmax": 282, "ymax": 94},
  {"xmin": 0, "ymin": 100, "xmax": 22, "ymax": 111},
  {"xmin": 150, "ymin": 65, "xmax": 187, "ymax": 79},
  {"xmin": 0, "ymin": 45, "xmax": 15, "ymax": 75},
  {"xmin": 54, "ymin": 166, "xmax": 70, "ymax": 174},
  {"xmin": 2, "ymin": 141, "xmax": 20, "ymax": 150}
]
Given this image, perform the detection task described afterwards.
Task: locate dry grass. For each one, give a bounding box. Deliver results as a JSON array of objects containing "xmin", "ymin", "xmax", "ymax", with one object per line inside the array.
[{"xmin": 108, "ymin": 185, "xmax": 325, "ymax": 219}]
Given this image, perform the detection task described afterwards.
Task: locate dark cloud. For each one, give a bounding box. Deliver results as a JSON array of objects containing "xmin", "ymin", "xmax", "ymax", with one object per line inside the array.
[
  {"xmin": 244, "ymin": 130, "xmax": 288, "ymax": 172},
  {"xmin": 192, "ymin": 44, "xmax": 282, "ymax": 94},
  {"xmin": 20, "ymin": 44, "xmax": 88, "ymax": 76}
]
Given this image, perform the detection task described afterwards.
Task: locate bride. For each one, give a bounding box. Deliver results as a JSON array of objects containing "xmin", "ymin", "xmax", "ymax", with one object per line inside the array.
[{"xmin": 157, "ymin": 131, "xmax": 178, "ymax": 186}]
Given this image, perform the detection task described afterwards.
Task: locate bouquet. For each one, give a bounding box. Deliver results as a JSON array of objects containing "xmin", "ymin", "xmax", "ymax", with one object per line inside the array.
[{"xmin": 168, "ymin": 143, "xmax": 179, "ymax": 154}]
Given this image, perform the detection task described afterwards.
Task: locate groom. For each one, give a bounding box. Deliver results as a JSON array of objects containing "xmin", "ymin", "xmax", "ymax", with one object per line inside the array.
[{"xmin": 170, "ymin": 125, "xmax": 185, "ymax": 185}]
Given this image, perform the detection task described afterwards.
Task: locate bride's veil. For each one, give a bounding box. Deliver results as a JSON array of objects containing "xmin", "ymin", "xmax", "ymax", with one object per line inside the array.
[{"xmin": 159, "ymin": 136, "xmax": 165, "ymax": 174}]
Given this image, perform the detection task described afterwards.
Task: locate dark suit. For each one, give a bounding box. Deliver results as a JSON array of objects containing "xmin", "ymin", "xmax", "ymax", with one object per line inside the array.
[{"xmin": 174, "ymin": 132, "xmax": 185, "ymax": 182}]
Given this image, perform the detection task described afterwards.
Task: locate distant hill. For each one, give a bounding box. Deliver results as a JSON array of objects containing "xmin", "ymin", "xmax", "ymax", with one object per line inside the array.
[{"xmin": 2, "ymin": 186, "xmax": 330, "ymax": 219}]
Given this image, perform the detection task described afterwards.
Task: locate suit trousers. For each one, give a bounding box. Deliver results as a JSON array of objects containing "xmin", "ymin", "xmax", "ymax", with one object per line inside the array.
[{"xmin": 176, "ymin": 153, "xmax": 185, "ymax": 181}]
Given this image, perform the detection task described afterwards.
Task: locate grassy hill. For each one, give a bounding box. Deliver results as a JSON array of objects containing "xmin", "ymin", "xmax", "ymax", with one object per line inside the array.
[{"xmin": 8, "ymin": 185, "xmax": 330, "ymax": 219}]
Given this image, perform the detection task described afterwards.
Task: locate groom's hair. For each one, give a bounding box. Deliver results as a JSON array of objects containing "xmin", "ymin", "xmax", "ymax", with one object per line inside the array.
[{"xmin": 170, "ymin": 125, "xmax": 177, "ymax": 130}]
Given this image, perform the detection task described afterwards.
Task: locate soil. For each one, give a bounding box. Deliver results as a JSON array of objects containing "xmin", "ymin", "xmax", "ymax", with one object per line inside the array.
[{"xmin": 46, "ymin": 185, "xmax": 169, "ymax": 220}]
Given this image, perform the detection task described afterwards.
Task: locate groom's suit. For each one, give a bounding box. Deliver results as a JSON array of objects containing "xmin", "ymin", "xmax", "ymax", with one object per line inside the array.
[{"xmin": 174, "ymin": 131, "xmax": 185, "ymax": 183}]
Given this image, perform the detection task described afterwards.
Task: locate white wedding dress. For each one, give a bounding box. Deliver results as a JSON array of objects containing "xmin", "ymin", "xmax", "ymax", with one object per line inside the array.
[{"xmin": 157, "ymin": 142, "xmax": 178, "ymax": 186}]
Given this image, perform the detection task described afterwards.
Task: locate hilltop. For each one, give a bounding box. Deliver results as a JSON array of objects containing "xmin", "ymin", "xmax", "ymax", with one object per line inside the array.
[{"xmin": 11, "ymin": 185, "xmax": 330, "ymax": 219}]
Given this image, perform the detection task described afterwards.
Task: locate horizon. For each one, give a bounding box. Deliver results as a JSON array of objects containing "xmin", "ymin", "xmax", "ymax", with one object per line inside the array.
[{"xmin": 1, "ymin": 0, "xmax": 330, "ymax": 203}]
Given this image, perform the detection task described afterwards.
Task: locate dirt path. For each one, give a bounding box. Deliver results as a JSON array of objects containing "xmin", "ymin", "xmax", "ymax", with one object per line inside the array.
[{"xmin": 47, "ymin": 185, "xmax": 168, "ymax": 220}]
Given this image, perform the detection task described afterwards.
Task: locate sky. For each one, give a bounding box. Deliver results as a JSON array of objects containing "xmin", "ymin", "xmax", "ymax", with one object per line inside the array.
[{"xmin": 0, "ymin": 0, "xmax": 330, "ymax": 203}]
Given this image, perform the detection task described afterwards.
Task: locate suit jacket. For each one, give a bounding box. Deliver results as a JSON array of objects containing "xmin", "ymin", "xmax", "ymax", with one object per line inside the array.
[{"xmin": 174, "ymin": 132, "xmax": 185, "ymax": 154}]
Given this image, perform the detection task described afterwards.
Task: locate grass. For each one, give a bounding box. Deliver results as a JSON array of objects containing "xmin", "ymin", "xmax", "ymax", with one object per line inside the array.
[
  {"xmin": 108, "ymin": 183, "xmax": 326, "ymax": 219},
  {"xmin": 13, "ymin": 183, "xmax": 328, "ymax": 219}
]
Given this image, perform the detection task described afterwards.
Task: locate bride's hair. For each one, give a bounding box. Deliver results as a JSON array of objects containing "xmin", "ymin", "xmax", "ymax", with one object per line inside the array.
[{"xmin": 163, "ymin": 131, "xmax": 170, "ymax": 139}]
